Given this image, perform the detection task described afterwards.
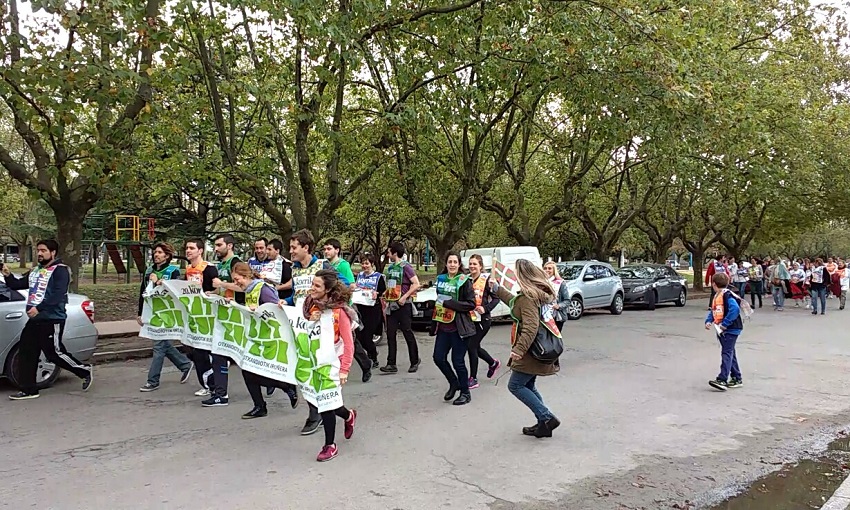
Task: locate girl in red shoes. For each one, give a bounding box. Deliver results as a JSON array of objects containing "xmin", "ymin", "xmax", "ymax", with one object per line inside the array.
[{"xmin": 304, "ymin": 270, "xmax": 358, "ymax": 462}]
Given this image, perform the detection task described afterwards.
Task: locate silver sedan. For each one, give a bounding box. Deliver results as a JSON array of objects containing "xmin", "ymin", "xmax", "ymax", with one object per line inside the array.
[{"xmin": 0, "ymin": 278, "xmax": 98, "ymax": 389}]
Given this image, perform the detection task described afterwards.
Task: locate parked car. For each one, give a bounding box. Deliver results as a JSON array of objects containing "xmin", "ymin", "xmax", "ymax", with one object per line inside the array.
[
  {"xmin": 0, "ymin": 278, "xmax": 97, "ymax": 390},
  {"xmin": 556, "ymin": 261, "xmax": 624, "ymax": 320},
  {"xmin": 617, "ymin": 264, "xmax": 688, "ymax": 310},
  {"xmin": 411, "ymin": 284, "xmax": 437, "ymax": 328}
]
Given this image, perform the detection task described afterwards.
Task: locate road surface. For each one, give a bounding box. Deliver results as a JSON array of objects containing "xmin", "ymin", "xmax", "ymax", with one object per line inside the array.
[{"xmin": 3, "ymin": 300, "xmax": 850, "ymax": 509}]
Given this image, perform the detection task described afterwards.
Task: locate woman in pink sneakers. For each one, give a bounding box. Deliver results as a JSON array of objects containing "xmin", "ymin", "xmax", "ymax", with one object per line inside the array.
[{"xmin": 304, "ymin": 270, "xmax": 358, "ymax": 462}]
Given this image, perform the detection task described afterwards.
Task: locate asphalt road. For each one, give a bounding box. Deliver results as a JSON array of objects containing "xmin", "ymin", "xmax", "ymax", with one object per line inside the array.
[{"xmin": 3, "ymin": 299, "xmax": 850, "ymax": 510}]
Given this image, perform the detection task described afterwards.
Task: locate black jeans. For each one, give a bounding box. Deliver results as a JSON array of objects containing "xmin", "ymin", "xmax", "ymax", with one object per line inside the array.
[
  {"xmin": 211, "ymin": 353, "xmax": 230, "ymax": 397},
  {"xmin": 242, "ymin": 371, "xmax": 295, "ymax": 407},
  {"xmin": 386, "ymin": 302, "xmax": 419, "ymax": 366},
  {"xmin": 191, "ymin": 348, "xmax": 214, "ymax": 389},
  {"xmin": 466, "ymin": 321, "xmax": 495, "ymax": 379},
  {"xmin": 433, "ymin": 328, "xmax": 469, "ymax": 393},
  {"xmin": 321, "ymin": 406, "xmax": 351, "ymax": 446},
  {"xmin": 749, "ymin": 280, "xmax": 763, "ymax": 307},
  {"xmin": 17, "ymin": 320, "xmax": 91, "ymax": 394}
]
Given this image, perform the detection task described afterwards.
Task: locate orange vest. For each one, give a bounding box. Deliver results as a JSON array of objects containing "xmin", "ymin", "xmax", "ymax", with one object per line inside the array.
[
  {"xmin": 711, "ymin": 291, "xmax": 726, "ymax": 324},
  {"xmin": 185, "ymin": 261, "xmax": 209, "ymax": 285},
  {"xmin": 470, "ymin": 275, "xmax": 487, "ymax": 320}
]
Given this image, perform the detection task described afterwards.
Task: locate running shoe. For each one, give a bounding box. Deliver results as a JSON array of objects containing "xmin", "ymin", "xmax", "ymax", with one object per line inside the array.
[
  {"xmin": 708, "ymin": 379, "xmax": 728, "ymax": 391},
  {"xmin": 9, "ymin": 391, "xmax": 39, "ymax": 401},
  {"xmin": 180, "ymin": 362, "xmax": 194, "ymax": 384},
  {"xmin": 344, "ymin": 409, "xmax": 357, "ymax": 439},
  {"xmin": 301, "ymin": 418, "xmax": 322, "ymax": 435},
  {"xmin": 201, "ymin": 396, "xmax": 229, "ymax": 407},
  {"xmin": 727, "ymin": 379, "xmax": 743, "ymax": 388},
  {"xmin": 317, "ymin": 444, "xmax": 338, "ymax": 462},
  {"xmin": 139, "ymin": 383, "xmax": 160, "ymax": 392},
  {"xmin": 82, "ymin": 369, "xmax": 94, "ymax": 392},
  {"xmin": 195, "ymin": 388, "xmax": 211, "ymax": 397},
  {"xmin": 468, "ymin": 377, "xmax": 480, "ymax": 389},
  {"xmin": 487, "ymin": 359, "xmax": 501, "ymax": 379}
]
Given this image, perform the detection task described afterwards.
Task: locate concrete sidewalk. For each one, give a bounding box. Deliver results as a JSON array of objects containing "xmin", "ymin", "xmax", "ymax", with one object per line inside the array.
[{"xmin": 96, "ymin": 320, "xmax": 139, "ymax": 338}]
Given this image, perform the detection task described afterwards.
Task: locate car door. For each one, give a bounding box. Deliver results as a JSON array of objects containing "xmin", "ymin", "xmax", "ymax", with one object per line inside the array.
[
  {"xmin": 586, "ymin": 265, "xmax": 608, "ymax": 307},
  {"xmin": 599, "ymin": 266, "xmax": 618, "ymax": 303},
  {"xmin": 650, "ymin": 267, "xmax": 670, "ymax": 301},
  {"xmin": 0, "ymin": 284, "xmax": 27, "ymax": 357},
  {"xmin": 665, "ymin": 267, "xmax": 685, "ymax": 300}
]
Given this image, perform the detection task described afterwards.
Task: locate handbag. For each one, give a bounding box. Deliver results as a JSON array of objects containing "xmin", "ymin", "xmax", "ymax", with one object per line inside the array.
[{"xmin": 529, "ymin": 308, "xmax": 564, "ymax": 363}]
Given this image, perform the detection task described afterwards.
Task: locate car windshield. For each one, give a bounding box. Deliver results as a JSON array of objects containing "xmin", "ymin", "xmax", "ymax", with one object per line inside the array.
[
  {"xmin": 617, "ymin": 266, "xmax": 657, "ymax": 279},
  {"xmin": 557, "ymin": 264, "xmax": 584, "ymax": 280}
]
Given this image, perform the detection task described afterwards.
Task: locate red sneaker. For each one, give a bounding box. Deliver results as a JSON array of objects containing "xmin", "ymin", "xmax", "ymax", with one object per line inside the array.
[
  {"xmin": 317, "ymin": 444, "xmax": 338, "ymax": 462},
  {"xmin": 344, "ymin": 409, "xmax": 357, "ymax": 439}
]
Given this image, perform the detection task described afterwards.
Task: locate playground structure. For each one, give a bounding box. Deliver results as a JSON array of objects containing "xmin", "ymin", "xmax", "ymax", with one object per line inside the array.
[{"xmin": 83, "ymin": 214, "xmax": 156, "ymax": 284}]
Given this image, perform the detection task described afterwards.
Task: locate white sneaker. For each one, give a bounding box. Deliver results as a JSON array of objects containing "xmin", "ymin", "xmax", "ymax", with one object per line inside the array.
[{"xmin": 195, "ymin": 388, "xmax": 211, "ymax": 396}]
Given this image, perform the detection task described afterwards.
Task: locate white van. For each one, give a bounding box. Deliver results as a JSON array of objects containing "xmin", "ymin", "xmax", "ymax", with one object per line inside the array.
[
  {"xmin": 461, "ymin": 246, "xmax": 542, "ymax": 319},
  {"xmin": 411, "ymin": 246, "xmax": 542, "ymax": 323}
]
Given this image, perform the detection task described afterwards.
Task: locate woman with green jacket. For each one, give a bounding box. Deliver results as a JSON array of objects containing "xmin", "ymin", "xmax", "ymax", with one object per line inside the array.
[{"xmin": 491, "ymin": 259, "xmax": 561, "ymax": 438}]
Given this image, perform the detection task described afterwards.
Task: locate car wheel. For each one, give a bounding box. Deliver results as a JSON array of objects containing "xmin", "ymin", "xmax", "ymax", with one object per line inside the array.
[
  {"xmin": 646, "ymin": 290, "xmax": 657, "ymax": 311},
  {"xmin": 675, "ymin": 287, "xmax": 687, "ymax": 307},
  {"xmin": 610, "ymin": 293, "xmax": 624, "ymax": 315},
  {"xmin": 567, "ymin": 296, "xmax": 583, "ymax": 320},
  {"xmin": 5, "ymin": 346, "xmax": 61, "ymax": 390}
]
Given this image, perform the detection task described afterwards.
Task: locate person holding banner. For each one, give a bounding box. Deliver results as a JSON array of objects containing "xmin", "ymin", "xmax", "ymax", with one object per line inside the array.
[
  {"xmin": 267, "ymin": 239, "xmax": 293, "ymax": 302},
  {"xmin": 303, "ymin": 270, "xmax": 358, "ymax": 462},
  {"xmin": 430, "ymin": 252, "xmax": 476, "ymax": 406},
  {"xmin": 229, "ymin": 262, "xmax": 299, "ymax": 418},
  {"xmin": 353, "ymin": 254, "xmax": 384, "ymax": 375},
  {"xmin": 248, "ymin": 238, "xmax": 283, "ymax": 287},
  {"xmin": 490, "ymin": 259, "xmax": 561, "ymax": 438},
  {"xmin": 137, "ymin": 243, "xmax": 194, "ymax": 392},
  {"xmin": 466, "ymin": 254, "xmax": 501, "ymax": 389},
  {"xmin": 285, "ymin": 229, "xmax": 332, "ymax": 435},
  {"xmin": 204, "ymin": 234, "xmax": 244, "ymax": 407},
  {"xmin": 184, "ymin": 238, "xmax": 218, "ymax": 396},
  {"xmin": 380, "ymin": 242, "xmax": 422, "ymax": 374}
]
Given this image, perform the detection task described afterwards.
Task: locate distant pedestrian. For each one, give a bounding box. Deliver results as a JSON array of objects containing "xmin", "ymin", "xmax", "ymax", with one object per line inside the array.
[{"xmin": 705, "ymin": 273, "xmax": 744, "ymax": 391}]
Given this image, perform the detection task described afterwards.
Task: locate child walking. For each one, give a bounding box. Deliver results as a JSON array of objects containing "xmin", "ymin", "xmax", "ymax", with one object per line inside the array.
[{"xmin": 705, "ymin": 273, "xmax": 744, "ymax": 391}]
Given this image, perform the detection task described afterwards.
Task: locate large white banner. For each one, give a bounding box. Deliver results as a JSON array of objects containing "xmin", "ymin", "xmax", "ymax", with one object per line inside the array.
[{"xmin": 141, "ymin": 281, "xmax": 343, "ymax": 411}]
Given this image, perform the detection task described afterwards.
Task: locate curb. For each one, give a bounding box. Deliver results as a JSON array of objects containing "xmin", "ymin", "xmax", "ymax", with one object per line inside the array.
[{"xmin": 822, "ymin": 473, "xmax": 850, "ymax": 510}]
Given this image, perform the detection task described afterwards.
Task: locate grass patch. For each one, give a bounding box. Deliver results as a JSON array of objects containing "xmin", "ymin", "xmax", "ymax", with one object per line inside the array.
[{"xmin": 77, "ymin": 283, "xmax": 139, "ymax": 322}]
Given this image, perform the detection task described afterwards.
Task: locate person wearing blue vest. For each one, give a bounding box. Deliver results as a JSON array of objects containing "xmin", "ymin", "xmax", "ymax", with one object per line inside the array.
[
  {"xmin": 138, "ymin": 243, "xmax": 194, "ymax": 392},
  {"xmin": 4, "ymin": 239, "xmax": 93, "ymax": 400}
]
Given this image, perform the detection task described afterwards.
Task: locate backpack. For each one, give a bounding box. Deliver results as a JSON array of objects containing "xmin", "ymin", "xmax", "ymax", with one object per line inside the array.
[
  {"xmin": 724, "ymin": 289, "xmax": 752, "ymax": 325},
  {"xmin": 528, "ymin": 305, "xmax": 564, "ymax": 363}
]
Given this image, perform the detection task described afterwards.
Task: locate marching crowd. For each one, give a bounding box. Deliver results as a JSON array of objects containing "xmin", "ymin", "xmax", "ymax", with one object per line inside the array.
[
  {"xmin": 20, "ymin": 236, "xmax": 841, "ymax": 460},
  {"xmin": 4, "ymin": 231, "xmax": 567, "ymax": 463},
  {"xmin": 705, "ymin": 255, "xmax": 850, "ymax": 313}
]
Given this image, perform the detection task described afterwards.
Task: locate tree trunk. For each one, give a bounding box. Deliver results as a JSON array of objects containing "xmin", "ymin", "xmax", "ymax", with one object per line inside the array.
[
  {"xmin": 56, "ymin": 212, "xmax": 85, "ymax": 292},
  {"xmin": 653, "ymin": 242, "xmax": 668, "ymax": 264},
  {"xmin": 17, "ymin": 242, "xmax": 27, "ymax": 268},
  {"xmin": 691, "ymin": 247, "xmax": 705, "ymax": 292}
]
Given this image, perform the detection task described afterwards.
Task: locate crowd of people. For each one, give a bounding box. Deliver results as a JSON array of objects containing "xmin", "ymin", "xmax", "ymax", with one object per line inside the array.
[
  {"xmin": 705, "ymin": 255, "xmax": 850, "ymax": 313},
  {"xmin": 3, "ymin": 231, "xmax": 570, "ymax": 463}
]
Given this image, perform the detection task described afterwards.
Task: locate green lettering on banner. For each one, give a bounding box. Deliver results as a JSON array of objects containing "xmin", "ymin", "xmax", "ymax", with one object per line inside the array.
[
  {"xmin": 180, "ymin": 295, "xmax": 215, "ymax": 336},
  {"xmin": 149, "ymin": 294, "xmax": 184, "ymax": 329},
  {"xmin": 217, "ymin": 305, "xmax": 247, "ymax": 348}
]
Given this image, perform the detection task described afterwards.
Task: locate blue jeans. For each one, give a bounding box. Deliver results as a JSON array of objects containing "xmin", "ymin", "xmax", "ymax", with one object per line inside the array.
[
  {"xmin": 508, "ymin": 371, "xmax": 554, "ymax": 421},
  {"xmin": 772, "ymin": 284, "xmax": 785, "ymax": 308},
  {"xmin": 433, "ymin": 329, "xmax": 469, "ymax": 392},
  {"xmin": 735, "ymin": 281, "xmax": 747, "ymax": 296},
  {"xmin": 811, "ymin": 287, "xmax": 827, "ymax": 313},
  {"xmin": 147, "ymin": 340, "xmax": 192, "ymax": 386},
  {"xmin": 717, "ymin": 332, "xmax": 741, "ymax": 381}
]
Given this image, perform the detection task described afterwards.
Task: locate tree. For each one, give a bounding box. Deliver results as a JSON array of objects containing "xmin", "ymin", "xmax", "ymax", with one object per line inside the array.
[{"xmin": 0, "ymin": 0, "xmax": 166, "ymax": 289}]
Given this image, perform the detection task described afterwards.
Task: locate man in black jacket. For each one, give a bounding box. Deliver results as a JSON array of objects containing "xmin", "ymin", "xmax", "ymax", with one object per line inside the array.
[{"xmin": 3, "ymin": 239, "xmax": 93, "ymax": 400}]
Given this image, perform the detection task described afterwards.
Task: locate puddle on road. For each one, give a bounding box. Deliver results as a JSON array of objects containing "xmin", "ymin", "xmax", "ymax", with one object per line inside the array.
[{"xmin": 709, "ymin": 435, "xmax": 850, "ymax": 510}]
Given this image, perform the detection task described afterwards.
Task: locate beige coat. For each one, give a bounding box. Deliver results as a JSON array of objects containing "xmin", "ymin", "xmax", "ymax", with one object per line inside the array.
[{"xmin": 495, "ymin": 287, "xmax": 559, "ymax": 376}]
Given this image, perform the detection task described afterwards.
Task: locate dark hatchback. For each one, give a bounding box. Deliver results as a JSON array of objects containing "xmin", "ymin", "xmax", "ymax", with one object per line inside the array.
[{"xmin": 617, "ymin": 264, "xmax": 688, "ymax": 310}]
